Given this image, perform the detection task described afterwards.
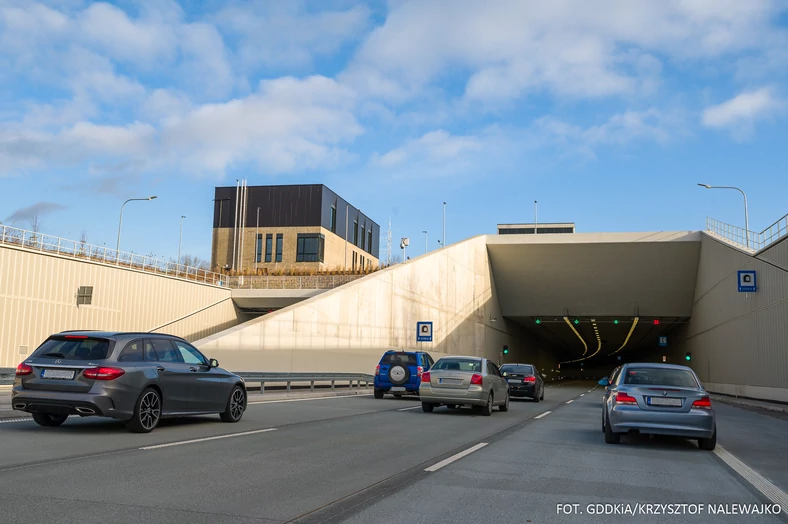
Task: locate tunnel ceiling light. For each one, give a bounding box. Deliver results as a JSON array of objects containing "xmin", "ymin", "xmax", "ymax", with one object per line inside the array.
[
  {"xmin": 613, "ymin": 319, "xmax": 619, "ymax": 325},
  {"xmin": 535, "ymin": 318, "xmax": 541, "ymax": 324},
  {"xmin": 609, "ymin": 317, "xmax": 640, "ymax": 356},
  {"xmin": 573, "ymin": 318, "xmax": 580, "ymax": 325},
  {"xmin": 560, "ymin": 321, "xmax": 603, "ymax": 365}
]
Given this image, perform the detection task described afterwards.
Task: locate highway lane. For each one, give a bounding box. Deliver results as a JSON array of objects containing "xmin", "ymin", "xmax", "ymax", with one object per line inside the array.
[
  {"xmin": 339, "ymin": 389, "xmax": 788, "ymax": 524},
  {"xmin": 0, "ymin": 382, "xmax": 587, "ymax": 523}
]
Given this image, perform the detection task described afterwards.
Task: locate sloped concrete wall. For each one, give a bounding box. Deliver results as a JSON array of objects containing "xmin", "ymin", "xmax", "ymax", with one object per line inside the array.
[
  {"xmin": 669, "ymin": 234, "xmax": 788, "ymax": 402},
  {"xmin": 195, "ymin": 236, "xmax": 523, "ymax": 373}
]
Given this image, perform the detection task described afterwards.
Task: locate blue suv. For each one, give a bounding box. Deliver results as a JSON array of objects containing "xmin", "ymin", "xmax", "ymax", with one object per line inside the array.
[{"xmin": 374, "ymin": 350, "xmax": 434, "ymax": 398}]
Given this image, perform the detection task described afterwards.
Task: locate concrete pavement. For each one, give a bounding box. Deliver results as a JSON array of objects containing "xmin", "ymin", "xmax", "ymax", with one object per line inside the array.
[{"xmin": 0, "ymin": 382, "xmax": 785, "ymax": 523}]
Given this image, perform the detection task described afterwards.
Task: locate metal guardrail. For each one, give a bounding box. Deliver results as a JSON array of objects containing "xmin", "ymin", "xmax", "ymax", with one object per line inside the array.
[
  {"xmin": 0, "ymin": 368, "xmax": 374, "ymax": 391},
  {"xmin": 1, "ymin": 224, "xmax": 224, "ymax": 286},
  {"xmin": 706, "ymin": 215, "xmax": 788, "ymax": 252}
]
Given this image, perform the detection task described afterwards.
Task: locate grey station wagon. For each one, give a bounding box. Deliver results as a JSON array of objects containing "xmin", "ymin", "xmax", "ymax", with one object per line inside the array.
[{"xmin": 12, "ymin": 331, "xmax": 247, "ymax": 433}]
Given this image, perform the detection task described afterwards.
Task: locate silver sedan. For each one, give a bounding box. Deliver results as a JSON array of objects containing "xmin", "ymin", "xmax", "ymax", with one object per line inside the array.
[
  {"xmin": 419, "ymin": 356, "xmax": 509, "ymax": 415},
  {"xmin": 601, "ymin": 362, "xmax": 716, "ymax": 450}
]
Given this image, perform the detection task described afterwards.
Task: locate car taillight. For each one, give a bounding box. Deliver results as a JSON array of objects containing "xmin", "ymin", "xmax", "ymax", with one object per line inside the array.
[
  {"xmin": 524, "ymin": 375, "xmax": 536, "ymax": 383},
  {"xmin": 615, "ymin": 392, "xmax": 637, "ymax": 405},
  {"xmin": 692, "ymin": 396, "xmax": 712, "ymax": 410},
  {"xmin": 375, "ymin": 365, "xmax": 380, "ymax": 376},
  {"xmin": 83, "ymin": 367, "xmax": 125, "ymax": 380},
  {"xmin": 417, "ymin": 366, "xmax": 424, "ymax": 377},
  {"xmin": 15, "ymin": 363, "xmax": 32, "ymax": 376},
  {"xmin": 421, "ymin": 371, "xmax": 431, "ymax": 383},
  {"xmin": 470, "ymin": 374, "xmax": 483, "ymax": 385}
]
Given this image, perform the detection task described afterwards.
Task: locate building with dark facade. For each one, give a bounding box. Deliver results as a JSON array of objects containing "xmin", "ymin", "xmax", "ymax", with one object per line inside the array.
[{"xmin": 211, "ymin": 184, "xmax": 380, "ymax": 273}]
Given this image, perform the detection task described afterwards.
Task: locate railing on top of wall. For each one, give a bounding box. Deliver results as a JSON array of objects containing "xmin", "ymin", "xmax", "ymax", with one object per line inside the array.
[
  {"xmin": 0, "ymin": 224, "xmax": 223, "ymax": 285},
  {"xmin": 706, "ymin": 214, "xmax": 788, "ymax": 252}
]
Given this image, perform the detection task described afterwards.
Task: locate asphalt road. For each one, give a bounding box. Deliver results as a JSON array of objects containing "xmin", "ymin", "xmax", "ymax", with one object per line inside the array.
[{"xmin": 0, "ymin": 382, "xmax": 785, "ymax": 524}]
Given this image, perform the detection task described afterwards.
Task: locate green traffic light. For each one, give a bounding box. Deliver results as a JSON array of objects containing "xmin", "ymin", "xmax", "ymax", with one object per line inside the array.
[{"xmin": 685, "ymin": 354, "xmax": 691, "ymax": 361}]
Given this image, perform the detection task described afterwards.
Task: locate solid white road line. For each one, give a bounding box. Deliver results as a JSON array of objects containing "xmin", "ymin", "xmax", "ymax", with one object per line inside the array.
[
  {"xmin": 139, "ymin": 428, "xmax": 277, "ymax": 450},
  {"xmin": 247, "ymin": 394, "xmax": 372, "ymax": 405},
  {"xmin": 398, "ymin": 406, "xmax": 421, "ymax": 411},
  {"xmin": 534, "ymin": 411, "xmax": 552, "ymax": 419},
  {"xmin": 714, "ymin": 445, "xmax": 788, "ymax": 513},
  {"xmin": 425, "ymin": 443, "xmax": 488, "ymax": 472},
  {"xmin": 580, "ymin": 394, "xmax": 585, "ymax": 397},
  {"xmin": 566, "ymin": 399, "xmax": 574, "ymax": 404}
]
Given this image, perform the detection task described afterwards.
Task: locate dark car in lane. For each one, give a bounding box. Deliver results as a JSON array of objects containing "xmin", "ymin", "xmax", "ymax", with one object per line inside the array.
[
  {"xmin": 11, "ymin": 331, "xmax": 247, "ymax": 433},
  {"xmin": 374, "ymin": 350, "xmax": 434, "ymax": 398},
  {"xmin": 500, "ymin": 363, "xmax": 545, "ymax": 402},
  {"xmin": 600, "ymin": 362, "xmax": 716, "ymax": 450}
]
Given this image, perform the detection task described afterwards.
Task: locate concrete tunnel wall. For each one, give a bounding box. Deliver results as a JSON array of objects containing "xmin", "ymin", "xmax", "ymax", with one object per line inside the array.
[
  {"xmin": 194, "ymin": 236, "xmax": 553, "ymax": 374},
  {"xmin": 669, "ymin": 233, "xmax": 788, "ymax": 403}
]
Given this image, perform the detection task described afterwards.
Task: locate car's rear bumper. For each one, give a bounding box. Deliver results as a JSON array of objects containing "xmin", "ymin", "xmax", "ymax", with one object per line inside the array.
[
  {"xmin": 608, "ymin": 406, "xmax": 715, "ymax": 439},
  {"xmin": 373, "ymin": 379, "xmax": 419, "ymax": 393},
  {"xmin": 418, "ymin": 385, "xmax": 487, "ymax": 406},
  {"xmin": 508, "ymin": 383, "xmax": 536, "ymax": 397},
  {"xmin": 11, "ymin": 387, "xmax": 132, "ymax": 420}
]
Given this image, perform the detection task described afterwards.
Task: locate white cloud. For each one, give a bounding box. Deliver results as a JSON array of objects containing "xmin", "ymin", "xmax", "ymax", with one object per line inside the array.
[
  {"xmin": 701, "ymin": 87, "xmax": 782, "ymax": 138},
  {"xmin": 373, "ymin": 130, "xmax": 482, "ymax": 168},
  {"xmin": 346, "ymin": 0, "xmax": 786, "ymax": 104}
]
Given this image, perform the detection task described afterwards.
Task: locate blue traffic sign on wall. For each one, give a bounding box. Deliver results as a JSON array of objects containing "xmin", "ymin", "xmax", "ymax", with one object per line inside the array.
[
  {"xmin": 416, "ymin": 321, "xmax": 433, "ymax": 342},
  {"xmin": 658, "ymin": 336, "xmax": 668, "ymax": 347},
  {"xmin": 738, "ymin": 270, "xmax": 757, "ymax": 292}
]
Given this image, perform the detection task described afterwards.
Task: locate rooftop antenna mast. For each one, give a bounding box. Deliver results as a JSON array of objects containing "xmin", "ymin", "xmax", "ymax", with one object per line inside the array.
[{"xmin": 386, "ymin": 216, "xmax": 392, "ymax": 266}]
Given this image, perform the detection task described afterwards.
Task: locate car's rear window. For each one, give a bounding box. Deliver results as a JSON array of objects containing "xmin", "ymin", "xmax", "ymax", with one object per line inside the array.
[
  {"xmin": 623, "ymin": 367, "xmax": 699, "ymax": 387},
  {"xmin": 382, "ymin": 352, "xmax": 417, "ymax": 365},
  {"xmin": 500, "ymin": 365, "xmax": 534, "ymax": 375},
  {"xmin": 32, "ymin": 336, "xmax": 113, "ymax": 361},
  {"xmin": 432, "ymin": 358, "xmax": 482, "ymax": 372}
]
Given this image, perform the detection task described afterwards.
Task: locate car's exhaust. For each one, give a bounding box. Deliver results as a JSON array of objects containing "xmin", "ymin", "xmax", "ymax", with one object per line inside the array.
[
  {"xmin": 75, "ymin": 407, "xmax": 95, "ymax": 415},
  {"xmin": 13, "ymin": 403, "xmax": 26, "ymax": 410}
]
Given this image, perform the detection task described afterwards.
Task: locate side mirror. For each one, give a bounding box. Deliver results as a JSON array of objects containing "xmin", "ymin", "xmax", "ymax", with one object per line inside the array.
[
  {"xmin": 209, "ymin": 358, "xmax": 219, "ymax": 368},
  {"xmin": 598, "ymin": 378, "xmax": 609, "ymax": 386}
]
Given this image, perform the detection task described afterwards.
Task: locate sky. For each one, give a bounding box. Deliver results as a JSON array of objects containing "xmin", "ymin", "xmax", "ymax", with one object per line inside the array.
[{"xmin": 2, "ymin": 0, "xmax": 788, "ymax": 263}]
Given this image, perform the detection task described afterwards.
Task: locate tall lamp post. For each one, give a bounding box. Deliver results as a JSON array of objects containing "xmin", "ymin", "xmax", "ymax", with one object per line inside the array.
[
  {"xmin": 117, "ymin": 196, "xmax": 157, "ymax": 254},
  {"xmin": 442, "ymin": 201, "xmax": 446, "ymax": 248},
  {"xmin": 697, "ymin": 183, "xmax": 750, "ymax": 247},
  {"xmin": 178, "ymin": 215, "xmax": 186, "ymax": 267},
  {"xmin": 422, "ymin": 230, "xmax": 428, "ymax": 254}
]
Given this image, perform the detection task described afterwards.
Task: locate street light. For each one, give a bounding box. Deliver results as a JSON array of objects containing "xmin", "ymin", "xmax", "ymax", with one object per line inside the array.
[
  {"xmin": 698, "ymin": 183, "xmax": 750, "ymax": 247},
  {"xmin": 442, "ymin": 202, "xmax": 446, "ymax": 248},
  {"xmin": 178, "ymin": 215, "xmax": 186, "ymax": 267},
  {"xmin": 422, "ymin": 230, "xmax": 428, "ymax": 254},
  {"xmin": 117, "ymin": 196, "xmax": 157, "ymax": 253}
]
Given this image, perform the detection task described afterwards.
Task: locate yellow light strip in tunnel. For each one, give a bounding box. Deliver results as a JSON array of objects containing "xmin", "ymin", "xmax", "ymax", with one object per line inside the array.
[
  {"xmin": 609, "ymin": 317, "xmax": 639, "ymax": 356},
  {"xmin": 561, "ymin": 319, "xmax": 603, "ymax": 364},
  {"xmin": 562, "ymin": 316, "xmax": 588, "ymax": 357}
]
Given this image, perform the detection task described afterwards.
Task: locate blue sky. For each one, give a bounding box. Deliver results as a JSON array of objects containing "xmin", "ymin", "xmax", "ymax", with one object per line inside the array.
[{"xmin": 2, "ymin": 0, "xmax": 788, "ymax": 263}]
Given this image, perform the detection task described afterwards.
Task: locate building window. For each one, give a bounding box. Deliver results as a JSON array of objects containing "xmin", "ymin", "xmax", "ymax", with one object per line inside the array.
[
  {"xmin": 330, "ymin": 205, "xmax": 337, "ymax": 233},
  {"xmin": 296, "ymin": 233, "xmax": 325, "ymax": 262},
  {"xmin": 361, "ymin": 225, "xmax": 366, "ymax": 250},
  {"xmin": 265, "ymin": 234, "xmax": 273, "ymax": 263},
  {"xmin": 352, "ymin": 251, "xmax": 357, "ymax": 270},
  {"xmin": 368, "ymin": 230, "xmax": 373, "ymax": 253},
  {"xmin": 361, "ymin": 255, "xmax": 365, "ymax": 268},
  {"xmin": 353, "ymin": 220, "xmax": 358, "ymax": 245},
  {"xmin": 256, "ymin": 234, "xmax": 263, "ymax": 263},
  {"xmin": 275, "ymin": 234, "xmax": 283, "ymax": 263}
]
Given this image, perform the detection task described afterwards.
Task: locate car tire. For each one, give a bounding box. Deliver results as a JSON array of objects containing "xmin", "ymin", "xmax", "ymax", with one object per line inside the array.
[
  {"xmin": 533, "ymin": 391, "xmax": 540, "ymax": 403},
  {"xmin": 32, "ymin": 413, "xmax": 68, "ymax": 427},
  {"xmin": 374, "ymin": 389, "xmax": 384, "ymax": 399},
  {"xmin": 220, "ymin": 385, "xmax": 246, "ymax": 423},
  {"xmin": 481, "ymin": 393, "xmax": 494, "ymax": 416},
  {"xmin": 698, "ymin": 426, "xmax": 717, "ymax": 451},
  {"xmin": 540, "ymin": 387, "xmax": 545, "ymax": 401},
  {"xmin": 602, "ymin": 411, "xmax": 606, "ymax": 433},
  {"xmin": 422, "ymin": 402, "xmax": 434, "ymax": 413},
  {"xmin": 126, "ymin": 387, "xmax": 162, "ymax": 433},
  {"xmin": 499, "ymin": 392, "xmax": 510, "ymax": 412},
  {"xmin": 604, "ymin": 414, "xmax": 620, "ymax": 444}
]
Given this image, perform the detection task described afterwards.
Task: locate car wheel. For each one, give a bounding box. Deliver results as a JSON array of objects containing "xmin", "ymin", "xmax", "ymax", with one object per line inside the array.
[
  {"xmin": 127, "ymin": 387, "xmax": 162, "ymax": 433},
  {"xmin": 32, "ymin": 413, "xmax": 68, "ymax": 427},
  {"xmin": 698, "ymin": 425, "xmax": 717, "ymax": 451},
  {"xmin": 374, "ymin": 388, "xmax": 384, "ymax": 399},
  {"xmin": 499, "ymin": 392, "xmax": 510, "ymax": 412},
  {"xmin": 540, "ymin": 387, "xmax": 545, "ymax": 401},
  {"xmin": 604, "ymin": 414, "xmax": 620, "ymax": 444},
  {"xmin": 220, "ymin": 385, "xmax": 246, "ymax": 423},
  {"xmin": 533, "ymin": 391, "xmax": 540, "ymax": 403},
  {"xmin": 481, "ymin": 393, "xmax": 494, "ymax": 416},
  {"xmin": 602, "ymin": 411, "xmax": 606, "ymax": 433},
  {"xmin": 422, "ymin": 402, "xmax": 434, "ymax": 413}
]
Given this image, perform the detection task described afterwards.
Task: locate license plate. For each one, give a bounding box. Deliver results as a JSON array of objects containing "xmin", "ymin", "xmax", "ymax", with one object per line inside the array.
[
  {"xmin": 648, "ymin": 396, "xmax": 682, "ymax": 407},
  {"xmin": 41, "ymin": 369, "xmax": 75, "ymax": 380},
  {"xmin": 507, "ymin": 379, "xmax": 521, "ymax": 384},
  {"xmin": 390, "ymin": 387, "xmax": 406, "ymax": 392},
  {"xmin": 440, "ymin": 378, "xmax": 462, "ymax": 385}
]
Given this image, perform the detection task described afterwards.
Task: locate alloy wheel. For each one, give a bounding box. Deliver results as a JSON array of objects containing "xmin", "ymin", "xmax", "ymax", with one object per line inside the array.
[
  {"xmin": 140, "ymin": 391, "xmax": 161, "ymax": 431},
  {"xmin": 230, "ymin": 388, "xmax": 245, "ymax": 420}
]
